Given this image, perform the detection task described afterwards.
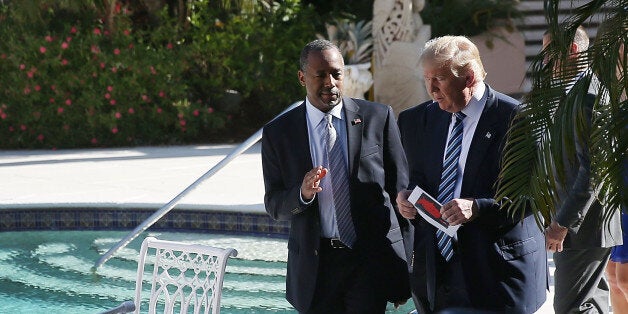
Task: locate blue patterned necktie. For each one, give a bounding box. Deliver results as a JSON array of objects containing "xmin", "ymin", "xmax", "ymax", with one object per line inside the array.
[
  {"xmin": 324, "ymin": 113, "xmax": 356, "ymax": 247},
  {"xmin": 436, "ymin": 111, "xmax": 466, "ymax": 261}
]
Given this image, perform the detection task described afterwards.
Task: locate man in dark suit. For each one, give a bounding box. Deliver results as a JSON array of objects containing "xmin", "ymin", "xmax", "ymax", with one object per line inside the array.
[
  {"xmin": 261, "ymin": 39, "xmax": 410, "ymax": 313},
  {"xmin": 542, "ymin": 26, "xmax": 622, "ymax": 314},
  {"xmin": 396, "ymin": 36, "xmax": 547, "ymax": 313}
]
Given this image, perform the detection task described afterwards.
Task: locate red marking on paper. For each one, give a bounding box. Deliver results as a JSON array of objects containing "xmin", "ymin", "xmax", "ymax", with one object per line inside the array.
[{"xmin": 418, "ymin": 196, "xmax": 441, "ymax": 219}]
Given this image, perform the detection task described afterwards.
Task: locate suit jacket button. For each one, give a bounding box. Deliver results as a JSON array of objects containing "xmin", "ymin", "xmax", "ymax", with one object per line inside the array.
[{"xmin": 314, "ymin": 249, "xmax": 318, "ymax": 256}]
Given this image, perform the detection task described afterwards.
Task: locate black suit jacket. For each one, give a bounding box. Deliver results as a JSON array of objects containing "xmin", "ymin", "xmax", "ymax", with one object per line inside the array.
[
  {"xmin": 398, "ymin": 85, "xmax": 547, "ymax": 313},
  {"xmin": 261, "ymin": 97, "xmax": 410, "ymax": 312},
  {"xmin": 554, "ymin": 75, "xmax": 622, "ymax": 249}
]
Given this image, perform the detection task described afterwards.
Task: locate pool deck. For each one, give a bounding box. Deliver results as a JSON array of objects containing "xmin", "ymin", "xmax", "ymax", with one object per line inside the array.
[
  {"xmin": 0, "ymin": 144, "xmax": 265, "ymax": 213},
  {"xmin": 0, "ymin": 143, "xmax": 560, "ymax": 313}
]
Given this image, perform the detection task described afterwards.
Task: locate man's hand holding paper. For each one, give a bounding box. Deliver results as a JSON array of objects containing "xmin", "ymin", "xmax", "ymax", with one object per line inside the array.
[
  {"xmin": 440, "ymin": 198, "xmax": 478, "ymax": 226},
  {"xmin": 396, "ymin": 189, "xmax": 417, "ymax": 220},
  {"xmin": 400, "ymin": 186, "xmax": 482, "ymax": 238}
]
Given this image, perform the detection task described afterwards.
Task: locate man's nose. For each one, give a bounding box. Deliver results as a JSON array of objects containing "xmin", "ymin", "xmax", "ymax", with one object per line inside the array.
[{"xmin": 323, "ymin": 74, "xmax": 335, "ymax": 87}]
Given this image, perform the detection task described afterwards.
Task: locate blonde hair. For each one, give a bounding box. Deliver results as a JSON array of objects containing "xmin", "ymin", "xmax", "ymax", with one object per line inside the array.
[{"xmin": 420, "ymin": 36, "xmax": 487, "ymax": 81}]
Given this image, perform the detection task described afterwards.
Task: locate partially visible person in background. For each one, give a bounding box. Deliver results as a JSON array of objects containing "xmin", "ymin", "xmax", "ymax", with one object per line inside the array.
[
  {"xmin": 607, "ymin": 168, "xmax": 628, "ymax": 314},
  {"xmin": 597, "ymin": 18, "xmax": 628, "ymax": 314},
  {"xmin": 542, "ymin": 25, "xmax": 623, "ymax": 314}
]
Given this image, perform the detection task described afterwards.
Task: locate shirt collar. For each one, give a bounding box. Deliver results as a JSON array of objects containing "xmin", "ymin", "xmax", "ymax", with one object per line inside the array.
[
  {"xmin": 305, "ymin": 98, "xmax": 344, "ymax": 127},
  {"xmin": 460, "ymin": 83, "xmax": 487, "ymax": 119},
  {"xmin": 565, "ymin": 69, "xmax": 589, "ymax": 94}
]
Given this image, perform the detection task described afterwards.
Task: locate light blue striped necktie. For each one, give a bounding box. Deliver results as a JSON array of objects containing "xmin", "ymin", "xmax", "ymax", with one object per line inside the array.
[
  {"xmin": 436, "ymin": 111, "xmax": 466, "ymax": 262},
  {"xmin": 324, "ymin": 113, "xmax": 356, "ymax": 247}
]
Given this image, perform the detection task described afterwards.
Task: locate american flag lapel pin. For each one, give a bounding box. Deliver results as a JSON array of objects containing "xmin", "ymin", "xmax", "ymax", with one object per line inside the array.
[
  {"xmin": 485, "ymin": 131, "xmax": 492, "ymax": 139},
  {"xmin": 351, "ymin": 118, "xmax": 362, "ymax": 126}
]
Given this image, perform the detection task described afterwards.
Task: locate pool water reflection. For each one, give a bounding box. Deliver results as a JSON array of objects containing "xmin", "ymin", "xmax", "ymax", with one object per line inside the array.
[
  {"xmin": 0, "ymin": 230, "xmax": 290, "ymax": 313},
  {"xmin": 0, "ymin": 230, "xmax": 415, "ymax": 313}
]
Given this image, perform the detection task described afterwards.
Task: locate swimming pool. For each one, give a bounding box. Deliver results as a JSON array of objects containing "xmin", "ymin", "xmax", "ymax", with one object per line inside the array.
[{"xmin": 0, "ymin": 230, "xmax": 415, "ymax": 313}]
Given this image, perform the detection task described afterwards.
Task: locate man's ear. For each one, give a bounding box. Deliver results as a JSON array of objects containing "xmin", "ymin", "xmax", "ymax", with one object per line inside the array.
[
  {"xmin": 465, "ymin": 72, "xmax": 476, "ymax": 88},
  {"xmin": 570, "ymin": 42, "xmax": 579, "ymax": 54},
  {"xmin": 298, "ymin": 70, "xmax": 306, "ymax": 87}
]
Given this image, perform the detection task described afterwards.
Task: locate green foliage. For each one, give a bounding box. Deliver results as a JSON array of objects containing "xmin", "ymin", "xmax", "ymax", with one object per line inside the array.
[
  {"xmin": 0, "ymin": 7, "xmax": 203, "ymax": 148},
  {"xmin": 422, "ymin": 0, "xmax": 522, "ymax": 38},
  {"xmin": 0, "ymin": 0, "xmax": 317, "ymax": 148},
  {"xmin": 186, "ymin": 0, "xmax": 317, "ymax": 132},
  {"xmin": 301, "ymin": 0, "xmax": 373, "ymax": 29},
  {"xmin": 496, "ymin": 1, "xmax": 627, "ymax": 224}
]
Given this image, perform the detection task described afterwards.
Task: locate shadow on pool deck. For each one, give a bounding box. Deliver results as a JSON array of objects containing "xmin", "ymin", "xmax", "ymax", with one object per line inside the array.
[{"xmin": 0, "ymin": 144, "xmax": 260, "ymax": 167}]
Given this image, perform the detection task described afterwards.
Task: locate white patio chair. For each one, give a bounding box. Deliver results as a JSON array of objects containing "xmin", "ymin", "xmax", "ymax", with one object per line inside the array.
[{"xmin": 101, "ymin": 236, "xmax": 237, "ymax": 314}]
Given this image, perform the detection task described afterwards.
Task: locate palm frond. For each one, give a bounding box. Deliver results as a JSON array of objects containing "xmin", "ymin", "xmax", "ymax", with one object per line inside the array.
[{"xmin": 497, "ymin": 0, "xmax": 627, "ymax": 227}]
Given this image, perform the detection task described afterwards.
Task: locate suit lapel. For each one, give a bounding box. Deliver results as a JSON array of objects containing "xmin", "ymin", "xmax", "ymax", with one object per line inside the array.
[
  {"xmin": 461, "ymin": 87, "xmax": 500, "ymax": 195},
  {"xmin": 343, "ymin": 98, "xmax": 363, "ymax": 178},
  {"xmin": 426, "ymin": 104, "xmax": 451, "ymax": 194},
  {"xmin": 287, "ymin": 102, "xmax": 314, "ymax": 173},
  {"xmin": 420, "ymin": 102, "xmax": 450, "ymax": 309}
]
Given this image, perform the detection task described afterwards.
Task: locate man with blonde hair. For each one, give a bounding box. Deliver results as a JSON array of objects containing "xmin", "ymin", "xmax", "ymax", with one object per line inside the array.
[{"xmin": 396, "ymin": 36, "xmax": 548, "ymax": 313}]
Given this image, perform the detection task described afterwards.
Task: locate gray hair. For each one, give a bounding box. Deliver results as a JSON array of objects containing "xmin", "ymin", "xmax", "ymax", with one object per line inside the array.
[
  {"xmin": 299, "ymin": 39, "xmax": 343, "ymax": 71},
  {"xmin": 543, "ymin": 25, "xmax": 590, "ymax": 52},
  {"xmin": 420, "ymin": 36, "xmax": 487, "ymax": 82},
  {"xmin": 573, "ymin": 26, "xmax": 590, "ymax": 52}
]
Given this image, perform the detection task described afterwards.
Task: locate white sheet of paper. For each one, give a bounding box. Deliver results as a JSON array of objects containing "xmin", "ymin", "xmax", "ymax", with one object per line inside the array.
[{"xmin": 407, "ymin": 186, "xmax": 460, "ymax": 238}]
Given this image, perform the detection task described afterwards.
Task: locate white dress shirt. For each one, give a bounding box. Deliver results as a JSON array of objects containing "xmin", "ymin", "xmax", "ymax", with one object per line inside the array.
[
  {"xmin": 302, "ymin": 98, "xmax": 348, "ymax": 238},
  {"xmin": 442, "ymin": 83, "xmax": 487, "ymax": 199}
]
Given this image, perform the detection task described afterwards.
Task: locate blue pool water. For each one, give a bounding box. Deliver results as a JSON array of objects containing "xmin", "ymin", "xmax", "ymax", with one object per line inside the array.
[{"xmin": 0, "ymin": 230, "xmax": 415, "ymax": 313}]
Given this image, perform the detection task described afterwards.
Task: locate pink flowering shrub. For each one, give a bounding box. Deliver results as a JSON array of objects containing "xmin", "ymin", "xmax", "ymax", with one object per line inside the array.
[
  {"xmin": 0, "ymin": 5, "xmax": 226, "ymax": 148},
  {"xmin": 0, "ymin": 1, "xmax": 316, "ymax": 148}
]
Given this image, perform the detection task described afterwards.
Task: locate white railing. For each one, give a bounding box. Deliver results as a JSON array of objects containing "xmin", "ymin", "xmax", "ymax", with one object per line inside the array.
[{"xmin": 92, "ymin": 101, "xmax": 301, "ymax": 271}]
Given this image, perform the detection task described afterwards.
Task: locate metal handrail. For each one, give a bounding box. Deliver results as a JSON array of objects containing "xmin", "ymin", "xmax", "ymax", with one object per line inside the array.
[{"xmin": 92, "ymin": 101, "xmax": 301, "ymax": 271}]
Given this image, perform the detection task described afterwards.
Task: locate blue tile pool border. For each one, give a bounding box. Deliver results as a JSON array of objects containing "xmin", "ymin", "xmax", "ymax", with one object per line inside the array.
[{"xmin": 0, "ymin": 207, "xmax": 290, "ymax": 236}]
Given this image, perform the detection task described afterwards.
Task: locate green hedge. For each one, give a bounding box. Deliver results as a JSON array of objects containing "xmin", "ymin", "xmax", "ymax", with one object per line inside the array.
[
  {"xmin": 0, "ymin": 1, "xmax": 316, "ymax": 148},
  {"xmin": 421, "ymin": 0, "xmax": 521, "ymax": 39}
]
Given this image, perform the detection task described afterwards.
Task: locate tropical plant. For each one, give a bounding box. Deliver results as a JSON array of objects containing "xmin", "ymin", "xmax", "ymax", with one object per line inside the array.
[
  {"xmin": 496, "ymin": 1, "xmax": 627, "ymax": 225},
  {"xmin": 317, "ymin": 19, "xmax": 373, "ymax": 64}
]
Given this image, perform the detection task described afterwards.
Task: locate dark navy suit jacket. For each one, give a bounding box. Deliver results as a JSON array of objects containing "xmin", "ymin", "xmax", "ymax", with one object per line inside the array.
[
  {"xmin": 262, "ymin": 97, "xmax": 410, "ymax": 312},
  {"xmin": 397, "ymin": 85, "xmax": 548, "ymax": 313}
]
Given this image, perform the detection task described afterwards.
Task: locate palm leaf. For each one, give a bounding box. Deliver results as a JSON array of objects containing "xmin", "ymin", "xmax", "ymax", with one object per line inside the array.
[
  {"xmin": 497, "ymin": 0, "xmax": 627, "ymax": 228},
  {"xmin": 316, "ymin": 18, "xmax": 373, "ymax": 65}
]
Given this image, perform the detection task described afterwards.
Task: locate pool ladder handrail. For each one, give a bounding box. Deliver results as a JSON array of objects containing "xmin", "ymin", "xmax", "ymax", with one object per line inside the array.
[{"xmin": 92, "ymin": 101, "xmax": 301, "ymax": 271}]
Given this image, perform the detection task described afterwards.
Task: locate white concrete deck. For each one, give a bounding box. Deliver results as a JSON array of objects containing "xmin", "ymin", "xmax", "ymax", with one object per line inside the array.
[{"xmin": 0, "ymin": 144, "xmax": 265, "ymax": 212}]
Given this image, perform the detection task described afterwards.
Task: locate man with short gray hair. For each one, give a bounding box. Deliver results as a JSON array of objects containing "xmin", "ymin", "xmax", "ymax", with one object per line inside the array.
[
  {"xmin": 543, "ymin": 25, "xmax": 622, "ymax": 314},
  {"xmin": 263, "ymin": 39, "xmax": 411, "ymax": 313}
]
